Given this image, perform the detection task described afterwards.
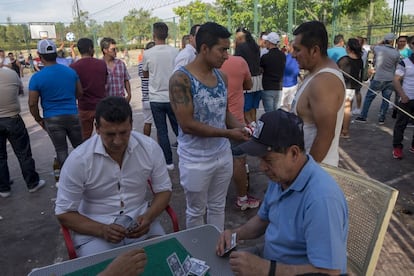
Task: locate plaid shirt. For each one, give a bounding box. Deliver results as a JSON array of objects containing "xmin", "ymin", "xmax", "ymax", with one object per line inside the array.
[{"xmin": 106, "ymin": 59, "xmax": 131, "ymax": 97}]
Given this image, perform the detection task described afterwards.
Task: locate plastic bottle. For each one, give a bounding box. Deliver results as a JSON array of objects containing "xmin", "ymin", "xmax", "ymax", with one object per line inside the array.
[
  {"xmin": 245, "ymin": 163, "xmax": 250, "ymax": 192},
  {"xmin": 53, "ymin": 157, "xmax": 60, "ymax": 183}
]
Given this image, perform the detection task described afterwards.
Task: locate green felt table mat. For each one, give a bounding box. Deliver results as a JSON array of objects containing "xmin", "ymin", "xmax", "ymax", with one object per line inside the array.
[{"xmin": 65, "ymin": 237, "xmax": 210, "ymax": 276}]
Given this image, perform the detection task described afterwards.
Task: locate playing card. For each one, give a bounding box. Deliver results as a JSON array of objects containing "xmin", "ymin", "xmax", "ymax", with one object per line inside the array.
[
  {"xmin": 182, "ymin": 255, "xmax": 192, "ymax": 275},
  {"xmin": 167, "ymin": 252, "xmax": 186, "ymax": 276},
  {"xmin": 113, "ymin": 215, "xmax": 132, "ymax": 228},
  {"xmin": 113, "ymin": 215, "xmax": 139, "ymax": 232},
  {"xmin": 189, "ymin": 261, "xmax": 210, "ymax": 276},
  {"xmin": 223, "ymin": 232, "xmax": 237, "ymax": 256},
  {"xmin": 189, "ymin": 257, "xmax": 206, "ymax": 265}
]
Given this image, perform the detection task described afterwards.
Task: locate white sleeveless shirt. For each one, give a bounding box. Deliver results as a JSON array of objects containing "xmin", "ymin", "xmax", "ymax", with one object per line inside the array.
[{"xmin": 291, "ymin": 68, "xmax": 345, "ymax": 167}]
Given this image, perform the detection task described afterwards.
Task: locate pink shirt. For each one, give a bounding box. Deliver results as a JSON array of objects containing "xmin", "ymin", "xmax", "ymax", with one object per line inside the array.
[
  {"xmin": 106, "ymin": 58, "xmax": 130, "ymax": 97},
  {"xmin": 221, "ymin": 55, "xmax": 251, "ymax": 124}
]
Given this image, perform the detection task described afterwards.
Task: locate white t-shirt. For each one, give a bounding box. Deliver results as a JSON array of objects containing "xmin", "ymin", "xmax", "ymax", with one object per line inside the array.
[
  {"xmin": 395, "ymin": 57, "xmax": 414, "ymax": 100},
  {"xmin": 173, "ymin": 43, "xmax": 197, "ymax": 72},
  {"xmin": 55, "ymin": 131, "xmax": 172, "ymax": 244},
  {"xmin": 143, "ymin": 44, "xmax": 179, "ymax": 102}
]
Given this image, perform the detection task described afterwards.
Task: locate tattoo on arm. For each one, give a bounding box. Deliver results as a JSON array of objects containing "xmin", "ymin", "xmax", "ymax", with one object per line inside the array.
[{"xmin": 169, "ymin": 72, "xmax": 192, "ymax": 109}]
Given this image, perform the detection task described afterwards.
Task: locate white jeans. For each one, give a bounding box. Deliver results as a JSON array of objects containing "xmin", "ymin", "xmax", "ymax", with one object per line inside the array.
[
  {"xmin": 75, "ymin": 220, "xmax": 164, "ymax": 257},
  {"xmin": 179, "ymin": 149, "xmax": 233, "ymax": 231}
]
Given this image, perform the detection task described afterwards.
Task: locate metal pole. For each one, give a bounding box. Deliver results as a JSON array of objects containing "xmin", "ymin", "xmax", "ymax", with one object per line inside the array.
[
  {"xmin": 253, "ymin": 0, "xmax": 258, "ymax": 37},
  {"xmin": 288, "ymin": 0, "xmax": 293, "ymax": 39},
  {"xmin": 227, "ymin": 8, "xmax": 232, "ymax": 33},
  {"xmin": 331, "ymin": 0, "xmax": 339, "ymax": 46}
]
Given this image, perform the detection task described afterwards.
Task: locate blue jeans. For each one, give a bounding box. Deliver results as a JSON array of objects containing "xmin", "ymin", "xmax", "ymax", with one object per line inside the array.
[
  {"xmin": 261, "ymin": 90, "xmax": 282, "ymax": 113},
  {"xmin": 150, "ymin": 102, "xmax": 178, "ymax": 165},
  {"xmin": 360, "ymin": 80, "xmax": 394, "ymax": 121},
  {"xmin": 0, "ymin": 115, "xmax": 39, "ymax": 192},
  {"xmin": 44, "ymin": 114, "xmax": 83, "ymax": 166}
]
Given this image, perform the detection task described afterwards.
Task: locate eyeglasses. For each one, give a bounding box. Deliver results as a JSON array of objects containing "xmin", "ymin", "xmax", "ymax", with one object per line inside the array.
[{"xmin": 108, "ymin": 47, "xmax": 118, "ymax": 52}]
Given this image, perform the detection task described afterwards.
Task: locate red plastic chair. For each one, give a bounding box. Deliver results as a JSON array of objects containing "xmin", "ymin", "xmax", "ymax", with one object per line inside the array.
[{"xmin": 61, "ymin": 179, "xmax": 179, "ymax": 259}]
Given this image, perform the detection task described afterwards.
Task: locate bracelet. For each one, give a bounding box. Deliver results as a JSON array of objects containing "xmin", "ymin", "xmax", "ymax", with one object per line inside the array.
[{"xmin": 268, "ymin": 260, "xmax": 276, "ymax": 276}]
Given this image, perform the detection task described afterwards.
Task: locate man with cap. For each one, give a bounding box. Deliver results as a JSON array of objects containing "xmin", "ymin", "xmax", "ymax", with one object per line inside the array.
[
  {"xmin": 29, "ymin": 39, "xmax": 83, "ymax": 169},
  {"xmin": 260, "ymin": 32, "xmax": 286, "ymax": 112},
  {"xmin": 355, "ymin": 33, "xmax": 400, "ymax": 124},
  {"xmin": 216, "ymin": 109, "xmax": 348, "ymax": 276}
]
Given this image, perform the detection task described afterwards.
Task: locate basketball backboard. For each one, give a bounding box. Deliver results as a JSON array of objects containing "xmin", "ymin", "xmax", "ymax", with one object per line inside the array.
[{"xmin": 29, "ymin": 23, "xmax": 56, "ymax": 39}]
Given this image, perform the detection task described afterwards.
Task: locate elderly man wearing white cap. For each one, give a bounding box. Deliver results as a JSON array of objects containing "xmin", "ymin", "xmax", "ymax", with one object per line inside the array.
[
  {"xmin": 355, "ymin": 33, "xmax": 400, "ymax": 124},
  {"xmin": 260, "ymin": 32, "xmax": 286, "ymax": 112}
]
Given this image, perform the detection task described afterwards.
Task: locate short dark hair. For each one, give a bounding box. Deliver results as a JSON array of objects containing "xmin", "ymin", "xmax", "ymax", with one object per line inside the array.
[
  {"xmin": 77, "ymin": 38, "xmax": 94, "ymax": 55},
  {"xmin": 95, "ymin": 96, "xmax": 132, "ymax": 127},
  {"xmin": 196, "ymin": 22, "xmax": 231, "ymax": 53},
  {"xmin": 347, "ymin": 38, "xmax": 363, "ymax": 57},
  {"xmin": 190, "ymin": 24, "xmax": 200, "ymax": 36},
  {"xmin": 153, "ymin": 22, "xmax": 168, "ymax": 40},
  {"xmin": 397, "ymin": 35, "xmax": 408, "ymax": 41},
  {"xmin": 100, "ymin": 37, "xmax": 116, "ymax": 52},
  {"xmin": 333, "ymin": 34, "xmax": 344, "ymax": 45},
  {"xmin": 39, "ymin": 53, "xmax": 57, "ymax": 61},
  {"xmin": 293, "ymin": 21, "xmax": 328, "ymax": 56}
]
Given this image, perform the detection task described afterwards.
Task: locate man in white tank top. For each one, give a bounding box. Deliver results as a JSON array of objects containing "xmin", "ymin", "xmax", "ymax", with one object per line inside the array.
[{"xmin": 291, "ymin": 21, "xmax": 346, "ymax": 167}]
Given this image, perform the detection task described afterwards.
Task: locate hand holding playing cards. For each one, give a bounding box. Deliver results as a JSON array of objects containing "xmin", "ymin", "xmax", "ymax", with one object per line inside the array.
[
  {"xmin": 102, "ymin": 223, "xmax": 127, "ymax": 243},
  {"xmin": 216, "ymin": 230, "xmax": 238, "ymax": 257},
  {"xmin": 125, "ymin": 215, "xmax": 150, "ymax": 239},
  {"xmin": 229, "ymin": 251, "xmax": 269, "ymax": 276},
  {"xmin": 98, "ymin": 248, "xmax": 147, "ymax": 276}
]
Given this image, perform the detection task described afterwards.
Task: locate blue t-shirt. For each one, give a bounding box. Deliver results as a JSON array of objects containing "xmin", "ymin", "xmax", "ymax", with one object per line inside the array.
[
  {"xmin": 328, "ymin": 47, "xmax": 347, "ymax": 63},
  {"xmin": 29, "ymin": 64, "xmax": 79, "ymax": 118},
  {"xmin": 283, "ymin": 53, "xmax": 300, "ymax": 88},
  {"xmin": 257, "ymin": 155, "xmax": 348, "ymax": 273}
]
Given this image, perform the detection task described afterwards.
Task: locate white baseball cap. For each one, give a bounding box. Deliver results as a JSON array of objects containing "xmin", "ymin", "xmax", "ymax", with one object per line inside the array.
[
  {"xmin": 37, "ymin": 39, "xmax": 57, "ymax": 54},
  {"xmin": 262, "ymin": 32, "xmax": 280, "ymax": 45}
]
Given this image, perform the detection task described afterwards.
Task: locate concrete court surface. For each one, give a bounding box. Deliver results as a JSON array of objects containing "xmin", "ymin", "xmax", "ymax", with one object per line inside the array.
[{"xmin": 0, "ymin": 68, "xmax": 414, "ymax": 275}]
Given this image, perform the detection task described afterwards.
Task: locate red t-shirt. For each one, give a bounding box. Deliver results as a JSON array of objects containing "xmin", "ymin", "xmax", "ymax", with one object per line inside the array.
[
  {"xmin": 221, "ymin": 55, "xmax": 251, "ymax": 124},
  {"xmin": 70, "ymin": 57, "xmax": 107, "ymax": 110}
]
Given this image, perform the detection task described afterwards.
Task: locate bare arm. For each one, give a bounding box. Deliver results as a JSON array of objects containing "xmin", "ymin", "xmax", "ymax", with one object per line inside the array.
[
  {"xmin": 28, "ymin": 90, "xmax": 45, "ymax": 129},
  {"xmin": 307, "ymin": 73, "xmax": 344, "ymax": 162},
  {"xmin": 169, "ymin": 71, "xmax": 247, "ymax": 140},
  {"xmin": 243, "ymin": 75, "xmax": 253, "ymax": 91},
  {"xmin": 393, "ymin": 75, "xmax": 408, "ymax": 103},
  {"xmin": 124, "ymin": 80, "xmax": 132, "ymax": 103},
  {"xmin": 142, "ymin": 191, "xmax": 171, "ymax": 223},
  {"xmin": 75, "ymin": 80, "xmax": 83, "ymax": 99}
]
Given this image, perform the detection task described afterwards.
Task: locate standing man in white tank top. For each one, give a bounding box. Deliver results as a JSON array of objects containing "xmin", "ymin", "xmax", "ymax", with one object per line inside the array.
[{"xmin": 290, "ymin": 21, "xmax": 346, "ymax": 167}]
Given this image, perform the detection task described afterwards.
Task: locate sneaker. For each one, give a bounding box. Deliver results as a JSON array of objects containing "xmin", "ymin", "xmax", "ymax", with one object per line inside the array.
[
  {"xmin": 352, "ymin": 108, "xmax": 361, "ymax": 115},
  {"xmin": 378, "ymin": 119, "xmax": 385, "ymax": 125},
  {"xmin": 392, "ymin": 148, "xmax": 403, "ymax": 159},
  {"xmin": 236, "ymin": 195, "xmax": 261, "ymax": 211},
  {"xmin": 166, "ymin": 163, "xmax": 174, "ymax": 171},
  {"xmin": 409, "ymin": 147, "xmax": 414, "ymax": 154},
  {"xmin": 0, "ymin": 191, "xmax": 11, "ymax": 198},
  {"xmin": 355, "ymin": 117, "xmax": 366, "ymax": 123},
  {"xmin": 28, "ymin": 179, "xmax": 46, "ymax": 193}
]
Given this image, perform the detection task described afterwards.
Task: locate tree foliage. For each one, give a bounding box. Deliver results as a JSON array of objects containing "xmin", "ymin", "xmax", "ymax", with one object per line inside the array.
[{"xmin": 0, "ymin": 0, "xmax": 412, "ymax": 51}]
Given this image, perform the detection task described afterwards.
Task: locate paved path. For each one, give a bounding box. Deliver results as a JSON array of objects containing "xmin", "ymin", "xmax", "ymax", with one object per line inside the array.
[{"xmin": 0, "ymin": 71, "xmax": 413, "ymax": 275}]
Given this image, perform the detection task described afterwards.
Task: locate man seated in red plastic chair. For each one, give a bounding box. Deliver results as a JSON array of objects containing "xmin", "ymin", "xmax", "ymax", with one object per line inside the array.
[{"xmin": 55, "ymin": 96, "xmax": 172, "ymax": 257}]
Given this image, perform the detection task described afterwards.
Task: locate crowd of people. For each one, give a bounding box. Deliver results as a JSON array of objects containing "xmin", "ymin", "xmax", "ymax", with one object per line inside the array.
[{"xmin": 1, "ymin": 19, "xmax": 413, "ymax": 275}]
